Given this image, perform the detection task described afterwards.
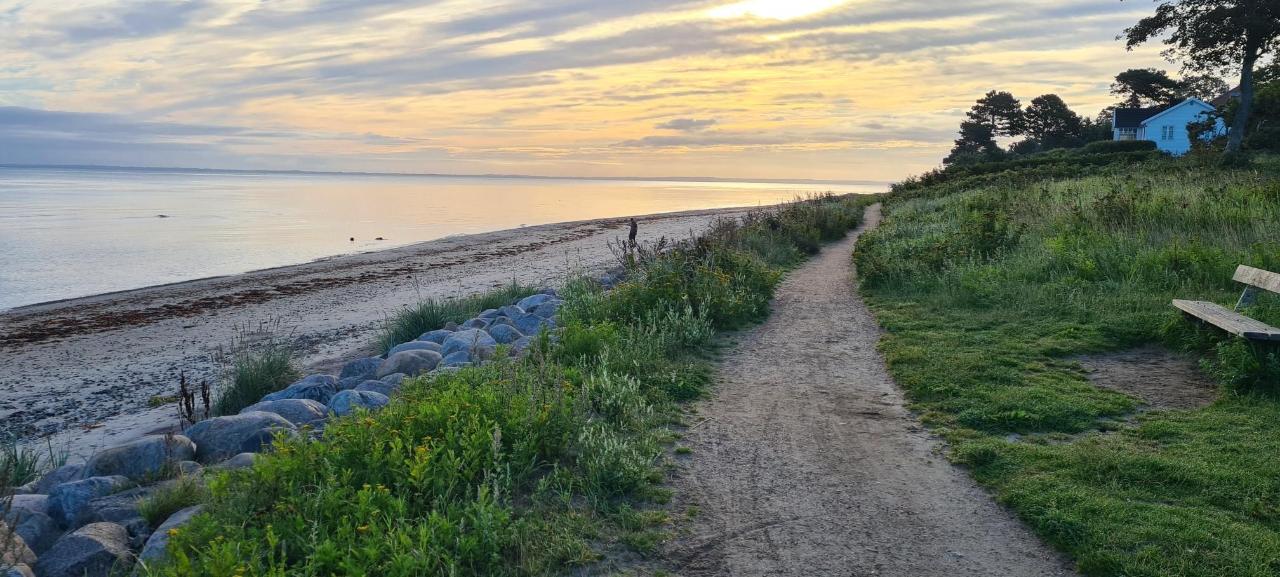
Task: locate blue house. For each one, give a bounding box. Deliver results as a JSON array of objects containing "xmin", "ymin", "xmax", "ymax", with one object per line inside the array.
[{"xmin": 1111, "ymin": 98, "xmax": 1225, "ymax": 155}]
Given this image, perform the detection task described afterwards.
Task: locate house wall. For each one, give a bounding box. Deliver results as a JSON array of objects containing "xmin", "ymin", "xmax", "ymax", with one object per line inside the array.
[{"xmin": 1142, "ymin": 102, "xmax": 1223, "ymax": 155}]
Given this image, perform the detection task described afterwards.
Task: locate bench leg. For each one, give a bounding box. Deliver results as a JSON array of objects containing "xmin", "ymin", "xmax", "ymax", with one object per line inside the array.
[{"xmin": 1236, "ymin": 287, "xmax": 1260, "ymax": 310}]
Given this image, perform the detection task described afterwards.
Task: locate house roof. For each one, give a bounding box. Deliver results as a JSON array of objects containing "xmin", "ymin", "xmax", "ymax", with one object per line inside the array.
[
  {"xmin": 1140, "ymin": 98, "xmax": 1215, "ymax": 127},
  {"xmin": 1212, "ymin": 86, "xmax": 1242, "ymax": 107},
  {"xmin": 1113, "ymin": 106, "xmax": 1165, "ymax": 128}
]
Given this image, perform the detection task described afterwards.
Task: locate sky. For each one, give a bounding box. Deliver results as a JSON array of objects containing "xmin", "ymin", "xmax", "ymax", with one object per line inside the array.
[{"xmin": 0, "ymin": 0, "xmax": 1178, "ymax": 181}]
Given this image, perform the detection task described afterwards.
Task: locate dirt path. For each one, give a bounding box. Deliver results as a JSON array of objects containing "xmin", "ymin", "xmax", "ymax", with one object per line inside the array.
[{"xmin": 664, "ymin": 204, "xmax": 1077, "ymax": 577}]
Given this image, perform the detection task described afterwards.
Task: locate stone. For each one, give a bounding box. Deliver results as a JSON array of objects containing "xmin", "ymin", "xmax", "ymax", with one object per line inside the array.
[
  {"xmin": 219, "ymin": 452, "xmax": 258, "ymax": 470},
  {"xmin": 3, "ymin": 564, "xmax": 34, "ymax": 577},
  {"xmin": 32, "ymin": 464, "xmax": 84, "ymax": 494},
  {"xmin": 387, "ymin": 340, "xmax": 443, "ymax": 356},
  {"xmin": 0, "ymin": 521, "xmax": 36, "ymax": 568},
  {"xmin": 3, "ymin": 498, "xmax": 56, "ymax": 554},
  {"xmin": 477, "ymin": 308, "xmax": 501, "ymax": 319},
  {"xmin": 336, "ymin": 376, "xmax": 364, "ymax": 390},
  {"xmin": 260, "ymin": 374, "xmax": 338, "ymax": 404},
  {"xmin": 80, "ymin": 435, "xmax": 196, "ymax": 482},
  {"xmin": 183, "ymin": 412, "xmax": 295, "ymax": 463},
  {"xmin": 7, "ymin": 495, "xmax": 48, "ymax": 518},
  {"xmin": 443, "ymin": 321, "xmax": 459, "ymax": 331},
  {"xmin": 440, "ymin": 329, "xmax": 497, "ymax": 358},
  {"xmin": 176, "ymin": 461, "xmax": 203, "ymax": 477},
  {"xmin": 376, "ymin": 350, "xmax": 441, "ymax": 378},
  {"xmin": 34, "ymin": 522, "xmax": 132, "ymax": 577},
  {"xmin": 339, "ymin": 357, "xmax": 382, "ymax": 382},
  {"xmin": 241, "ymin": 399, "xmax": 327, "ymax": 426},
  {"xmin": 47, "ymin": 476, "xmax": 131, "ymax": 528},
  {"xmin": 517, "ymin": 293, "xmax": 556, "ymax": 311},
  {"xmin": 461, "ymin": 318, "xmax": 490, "ymax": 329},
  {"xmin": 440, "ymin": 351, "xmax": 472, "ymax": 367},
  {"xmin": 138, "ymin": 505, "xmax": 203, "ymax": 563},
  {"xmin": 513, "ymin": 314, "xmax": 551, "ymax": 336},
  {"xmin": 498, "ymin": 304, "xmax": 525, "ymax": 319},
  {"xmin": 511, "ymin": 336, "xmax": 534, "ymax": 355},
  {"xmin": 418, "ymin": 329, "xmax": 454, "ymax": 344},
  {"xmin": 486, "ymin": 324, "xmax": 524, "ymax": 345},
  {"xmin": 380, "ymin": 372, "xmax": 407, "ymax": 386},
  {"xmin": 354, "ymin": 380, "xmax": 396, "ymax": 397},
  {"xmin": 84, "ymin": 486, "xmax": 149, "ymax": 525},
  {"xmin": 328, "ymin": 390, "xmax": 390, "ymax": 417},
  {"xmin": 528, "ymin": 300, "xmax": 560, "ymax": 318}
]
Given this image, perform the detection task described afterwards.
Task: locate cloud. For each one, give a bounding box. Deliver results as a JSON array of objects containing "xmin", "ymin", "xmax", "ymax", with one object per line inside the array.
[{"xmin": 655, "ymin": 118, "xmax": 718, "ymax": 131}]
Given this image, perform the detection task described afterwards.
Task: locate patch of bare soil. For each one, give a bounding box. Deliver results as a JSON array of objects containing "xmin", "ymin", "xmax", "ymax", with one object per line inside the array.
[
  {"xmin": 654, "ymin": 205, "xmax": 1077, "ymax": 577},
  {"xmin": 1075, "ymin": 345, "xmax": 1218, "ymax": 410}
]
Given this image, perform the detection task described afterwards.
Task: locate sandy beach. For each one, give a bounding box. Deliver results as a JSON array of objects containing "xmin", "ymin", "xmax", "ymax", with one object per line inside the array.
[{"xmin": 0, "ymin": 206, "xmax": 751, "ymax": 460}]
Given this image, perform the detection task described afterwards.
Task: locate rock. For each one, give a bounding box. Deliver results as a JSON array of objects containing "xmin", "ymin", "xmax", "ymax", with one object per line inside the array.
[
  {"xmin": 517, "ymin": 293, "xmax": 556, "ymax": 311},
  {"xmin": 387, "ymin": 340, "xmax": 443, "ymax": 356},
  {"xmin": 10, "ymin": 481, "xmax": 36, "ymax": 495},
  {"xmin": 80, "ymin": 435, "xmax": 196, "ymax": 482},
  {"xmin": 443, "ymin": 321, "xmax": 459, "ymax": 331},
  {"xmin": 498, "ymin": 304, "xmax": 525, "ymax": 319},
  {"xmin": 328, "ymin": 390, "xmax": 390, "ymax": 417},
  {"xmin": 354, "ymin": 380, "xmax": 396, "ymax": 397},
  {"xmin": 460, "ymin": 318, "xmax": 490, "ymax": 329},
  {"xmin": 336, "ymin": 376, "xmax": 363, "ymax": 390},
  {"xmin": 376, "ymin": 350, "xmax": 441, "ymax": 378},
  {"xmin": 486, "ymin": 324, "xmax": 524, "ymax": 345},
  {"xmin": 176, "ymin": 461, "xmax": 203, "ymax": 477},
  {"xmin": 418, "ymin": 329, "xmax": 453, "ymax": 344},
  {"xmin": 440, "ymin": 351, "xmax": 472, "ymax": 367},
  {"xmin": 120, "ymin": 517, "xmax": 152, "ymax": 551},
  {"xmin": 477, "ymin": 308, "xmax": 501, "ymax": 319},
  {"xmin": 440, "ymin": 329, "xmax": 497, "ymax": 358},
  {"xmin": 33, "ymin": 465, "xmax": 84, "ymax": 494},
  {"xmin": 511, "ymin": 336, "xmax": 534, "ymax": 355},
  {"xmin": 339, "ymin": 357, "xmax": 382, "ymax": 382},
  {"xmin": 83, "ymin": 485, "xmax": 158, "ymax": 526},
  {"xmin": 4, "ymin": 497, "xmax": 56, "ymax": 554},
  {"xmin": 138, "ymin": 505, "xmax": 203, "ymax": 563},
  {"xmin": 241, "ymin": 399, "xmax": 327, "ymax": 426},
  {"xmin": 3, "ymin": 564, "xmax": 34, "ymax": 577},
  {"xmin": 380, "ymin": 372, "xmax": 407, "ymax": 386},
  {"xmin": 47, "ymin": 476, "xmax": 131, "ymax": 528},
  {"xmin": 183, "ymin": 412, "xmax": 296, "ymax": 463},
  {"xmin": 219, "ymin": 452, "xmax": 258, "ymax": 470},
  {"xmin": 260, "ymin": 374, "xmax": 338, "ymax": 404},
  {"xmin": 528, "ymin": 300, "xmax": 560, "ymax": 318},
  {"xmin": 0, "ymin": 521, "xmax": 36, "ymax": 567},
  {"xmin": 513, "ymin": 314, "xmax": 552, "ymax": 336},
  {"xmin": 34, "ymin": 522, "xmax": 132, "ymax": 577},
  {"xmin": 7, "ymin": 495, "xmax": 48, "ymax": 517}
]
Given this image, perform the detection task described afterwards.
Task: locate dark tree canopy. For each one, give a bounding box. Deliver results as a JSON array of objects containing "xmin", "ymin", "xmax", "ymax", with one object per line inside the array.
[
  {"xmin": 1179, "ymin": 74, "xmax": 1231, "ymax": 100},
  {"xmin": 1112, "ymin": 68, "xmax": 1184, "ymax": 106},
  {"xmin": 965, "ymin": 91, "xmax": 1025, "ymax": 137},
  {"xmin": 1023, "ymin": 94, "xmax": 1083, "ymax": 148},
  {"xmin": 1124, "ymin": 0, "xmax": 1280, "ymax": 153},
  {"xmin": 944, "ymin": 120, "xmax": 1002, "ymax": 165}
]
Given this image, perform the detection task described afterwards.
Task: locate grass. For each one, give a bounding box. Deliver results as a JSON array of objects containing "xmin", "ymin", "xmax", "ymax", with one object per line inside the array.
[
  {"xmin": 378, "ymin": 282, "xmax": 540, "ymax": 354},
  {"xmin": 855, "ymin": 152, "xmax": 1280, "ymax": 576},
  {"xmin": 138, "ymin": 474, "xmax": 209, "ymax": 527},
  {"xmin": 211, "ymin": 323, "xmax": 300, "ymax": 417},
  {"xmin": 141, "ymin": 194, "xmax": 875, "ymax": 577}
]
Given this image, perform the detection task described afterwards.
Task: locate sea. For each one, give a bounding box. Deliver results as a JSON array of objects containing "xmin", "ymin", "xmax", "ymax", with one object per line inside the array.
[{"xmin": 0, "ymin": 166, "xmax": 884, "ymax": 311}]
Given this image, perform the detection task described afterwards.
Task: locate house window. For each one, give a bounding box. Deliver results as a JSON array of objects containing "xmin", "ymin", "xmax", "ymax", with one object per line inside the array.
[
  {"xmin": 1116, "ymin": 128, "xmax": 1137, "ymax": 141},
  {"xmin": 1162, "ymin": 125, "xmax": 1176, "ymax": 141}
]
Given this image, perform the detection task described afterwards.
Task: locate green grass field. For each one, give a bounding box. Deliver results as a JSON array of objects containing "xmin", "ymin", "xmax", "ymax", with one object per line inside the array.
[{"xmin": 856, "ymin": 153, "xmax": 1280, "ymax": 576}]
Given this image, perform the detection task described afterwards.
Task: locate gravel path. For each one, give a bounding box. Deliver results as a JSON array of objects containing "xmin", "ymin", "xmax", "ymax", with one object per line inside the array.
[{"xmin": 664, "ymin": 204, "xmax": 1078, "ymax": 577}]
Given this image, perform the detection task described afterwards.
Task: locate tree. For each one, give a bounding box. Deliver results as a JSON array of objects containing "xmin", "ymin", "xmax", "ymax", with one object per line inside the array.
[
  {"xmin": 1023, "ymin": 94, "xmax": 1083, "ymax": 148},
  {"xmin": 1124, "ymin": 0, "xmax": 1280, "ymax": 154},
  {"xmin": 1178, "ymin": 73, "xmax": 1231, "ymax": 100},
  {"xmin": 1111, "ymin": 68, "xmax": 1183, "ymax": 106},
  {"xmin": 966, "ymin": 91, "xmax": 1024, "ymax": 136},
  {"xmin": 944, "ymin": 121, "xmax": 1003, "ymax": 165}
]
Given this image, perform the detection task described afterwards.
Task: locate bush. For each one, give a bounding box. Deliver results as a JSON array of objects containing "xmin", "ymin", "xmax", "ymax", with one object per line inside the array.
[
  {"xmin": 211, "ymin": 325, "xmax": 299, "ymax": 417},
  {"xmin": 1081, "ymin": 139, "xmax": 1158, "ymax": 154},
  {"xmin": 138, "ymin": 474, "xmax": 208, "ymax": 527}
]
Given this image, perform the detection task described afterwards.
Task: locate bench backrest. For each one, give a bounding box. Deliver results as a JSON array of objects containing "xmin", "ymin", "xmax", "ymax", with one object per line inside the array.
[{"xmin": 1234, "ymin": 265, "xmax": 1280, "ymax": 295}]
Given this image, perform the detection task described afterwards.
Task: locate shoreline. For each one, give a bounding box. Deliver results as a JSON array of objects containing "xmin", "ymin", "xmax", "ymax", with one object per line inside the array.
[{"xmin": 0, "ymin": 205, "xmax": 758, "ymax": 460}]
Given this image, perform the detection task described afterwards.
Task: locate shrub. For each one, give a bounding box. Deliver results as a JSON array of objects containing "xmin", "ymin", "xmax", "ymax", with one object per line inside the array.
[
  {"xmin": 211, "ymin": 324, "xmax": 299, "ymax": 417},
  {"xmin": 1081, "ymin": 140, "xmax": 1158, "ymax": 154},
  {"xmin": 138, "ymin": 474, "xmax": 208, "ymax": 527}
]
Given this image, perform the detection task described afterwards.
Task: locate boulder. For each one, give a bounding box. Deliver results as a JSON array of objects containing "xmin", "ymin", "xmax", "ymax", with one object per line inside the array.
[
  {"xmin": 354, "ymin": 380, "xmax": 396, "ymax": 397},
  {"xmin": 513, "ymin": 314, "xmax": 551, "ymax": 336},
  {"xmin": 32, "ymin": 465, "xmax": 84, "ymax": 494},
  {"xmin": 440, "ymin": 329, "xmax": 497, "ymax": 358},
  {"xmin": 511, "ymin": 336, "xmax": 534, "ymax": 355},
  {"xmin": 528, "ymin": 300, "xmax": 560, "ymax": 318},
  {"xmin": 3, "ymin": 564, "xmax": 33, "ymax": 577},
  {"xmin": 138, "ymin": 506, "xmax": 203, "ymax": 563},
  {"xmin": 460, "ymin": 318, "xmax": 490, "ymax": 330},
  {"xmin": 47, "ymin": 476, "xmax": 131, "ymax": 528},
  {"xmin": 34, "ymin": 522, "xmax": 132, "ymax": 577},
  {"xmin": 80, "ymin": 435, "xmax": 195, "ymax": 482},
  {"xmin": 0, "ymin": 521, "xmax": 36, "ymax": 568},
  {"xmin": 7, "ymin": 495, "xmax": 48, "ymax": 518},
  {"xmin": 4, "ymin": 497, "xmax": 56, "ymax": 554},
  {"xmin": 218, "ymin": 452, "xmax": 258, "ymax": 470},
  {"xmin": 498, "ymin": 304, "xmax": 525, "ymax": 319},
  {"xmin": 477, "ymin": 308, "xmax": 501, "ymax": 320},
  {"xmin": 83, "ymin": 485, "xmax": 154, "ymax": 525},
  {"xmin": 418, "ymin": 329, "xmax": 453, "ymax": 344},
  {"xmin": 240, "ymin": 399, "xmax": 327, "ymax": 426},
  {"xmin": 260, "ymin": 374, "xmax": 338, "ymax": 404},
  {"xmin": 176, "ymin": 461, "xmax": 203, "ymax": 477},
  {"xmin": 443, "ymin": 321, "xmax": 459, "ymax": 331},
  {"xmin": 183, "ymin": 412, "xmax": 295, "ymax": 463},
  {"xmin": 375, "ymin": 350, "xmax": 441, "ymax": 378},
  {"xmin": 486, "ymin": 324, "xmax": 524, "ymax": 345},
  {"xmin": 339, "ymin": 357, "xmax": 382, "ymax": 382},
  {"xmin": 387, "ymin": 340, "xmax": 443, "ymax": 356},
  {"xmin": 328, "ymin": 390, "xmax": 390, "ymax": 417},
  {"xmin": 517, "ymin": 293, "xmax": 556, "ymax": 311},
  {"xmin": 336, "ymin": 376, "xmax": 363, "ymax": 390},
  {"xmin": 380, "ymin": 373, "xmax": 407, "ymax": 386},
  {"xmin": 440, "ymin": 351, "xmax": 472, "ymax": 367}
]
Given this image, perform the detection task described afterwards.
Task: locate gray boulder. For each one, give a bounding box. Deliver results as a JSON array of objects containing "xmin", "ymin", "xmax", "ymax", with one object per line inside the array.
[
  {"xmin": 511, "ymin": 336, "xmax": 534, "ymax": 355},
  {"xmin": 47, "ymin": 476, "xmax": 131, "ymax": 528},
  {"xmin": 3, "ymin": 564, "xmax": 33, "ymax": 577},
  {"xmin": 4, "ymin": 496, "xmax": 56, "ymax": 554},
  {"xmin": 460, "ymin": 318, "xmax": 490, "ymax": 330},
  {"xmin": 7, "ymin": 495, "xmax": 48, "ymax": 518},
  {"xmin": 440, "ymin": 351, "xmax": 472, "ymax": 367},
  {"xmin": 241, "ymin": 399, "xmax": 327, "ymax": 426},
  {"xmin": 339, "ymin": 357, "xmax": 382, "ymax": 381},
  {"xmin": 83, "ymin": 485, "xmax": 158, "ymax": 526},
  {"xmin": 477, "ymin": 308, "xmax": 501, "ymax": 319},
  {"xmin": 183, "ymin": 412, "xmax": 296, "ymax": 463},
  {"xmin": 138, "ymin": 505, "xmax": 202, "ymax": 563},
  {"xmin": 380, "ymin": 373, "xmax": 407, "ymax": 386},
  {"xmin": 80, "ymin": 435, "xmax": 195, "ymax": 482},
  {"xmin": 376, "ymin": 350, "xmax": 441, "ymax": 378},
  {"xmin": 517, "ymin": 293, "xmax": 556, "ymax": 311},
  {"xmin": 219, "ymin": 452, "xmax": 258, "ymax": 470},
  {"xmin": 176, "ymin": 461, "xmax": 203, "ymax": 477},
  {"xmin": 440, "ymin": 329, "xmax": 497, "ymax": 358},
  {"xmin": 354, "ymin": 380, "xmax": 396, "ymax": 397},
  {"xmin": 336, "ymin": 376, "xmax": 363, "ymax": 390},
  {"xmin": 0, "ymin": 521, "xmax": 36, "ymax": 568},
  {"xmin": 528, "ymin": 300, "xmax": 560, "ymax": 318},
  {"xmin": 498, "ymin": 304, "xmax": 525, "ymax": 319},
  {"xmin": 486, "ymin": 324, "xmax": 524, "ymax": 345},
  {"xmin": 387, "ymin": 340, "xmax": 443, "ymax": 356},
  {"xmin": 418, "ymin": 329, "xmax": 453, "ymax": 344},
  {"xmin": 260, "ymin": 374, "xmax": 338, "ymax": 404},
  {"xmin": 443, "ymin": 321, "xmax": 459, "ymax": 331},
  {"xmin": 34, "ymin": 522, "xmax": 132, "ymax": 577},
  {"xmin": 32, "ymin": 464, "xmax": 84, "ymax": 494},
  {"xmin": 513, "ymin": 314, "xmax": 551, "ymax": 336},
  {"xmin": 328, "ymin": 390, "xmax": 390, "ymax": 417}
]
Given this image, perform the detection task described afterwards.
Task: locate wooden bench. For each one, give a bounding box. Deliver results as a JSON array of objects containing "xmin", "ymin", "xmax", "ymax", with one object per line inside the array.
[{"xmin": 1172, "ymin": 265, "xmax": 1280, "ymax": 341}]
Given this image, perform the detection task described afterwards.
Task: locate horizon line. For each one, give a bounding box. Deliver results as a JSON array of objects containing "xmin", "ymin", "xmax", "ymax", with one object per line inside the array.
[{"xmin": 0, "ymin": 163, "xmax": 888, "ymax": 188}]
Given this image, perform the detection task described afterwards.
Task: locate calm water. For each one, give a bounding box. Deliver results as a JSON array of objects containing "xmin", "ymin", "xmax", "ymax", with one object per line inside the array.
[{"xmin": 0, "ymin": 167, "xmax": 882, "ymax": 310}]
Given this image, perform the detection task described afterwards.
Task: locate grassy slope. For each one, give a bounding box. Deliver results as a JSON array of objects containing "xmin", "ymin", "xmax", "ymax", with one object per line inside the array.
[{"xmin": 856, "ymin": 154, "xmax": 1280, "ymax": 576}]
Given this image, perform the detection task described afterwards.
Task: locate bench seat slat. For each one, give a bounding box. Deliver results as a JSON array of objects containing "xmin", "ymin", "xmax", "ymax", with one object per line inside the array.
[
  {"xmin": 1172, "ymin": 299, "xmax": 1280, "ymax": 341},
  {"xmin": 1233, "ymin": 265, "xmax": 1280, "ymax": 295}
]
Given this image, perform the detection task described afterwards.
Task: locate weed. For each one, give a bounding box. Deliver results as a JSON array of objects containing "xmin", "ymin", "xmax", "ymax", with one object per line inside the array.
[
  {"xmin": 211, "ymin": 321, "xmax": 298, "ymax": 417},
  {"xmin": 138, "ymin": 474, "xmax": 208, "ymax": 527}
]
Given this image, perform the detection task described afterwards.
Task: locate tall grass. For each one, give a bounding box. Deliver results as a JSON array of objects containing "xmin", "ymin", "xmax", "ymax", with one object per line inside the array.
[
  {"xmin": 212, "ymin": 322, "xmax": 299, "ymax": 417},
  {"xmin": 857, "ymin": 153, "xmax": 1280, "ymax": 576},
  {"xmin": 378, "ymin": 282, "xmax": 539, "ymax": 354},
  {"xmin": 137, "ymin": 474, "xmax": 208, "ymax": 527},
  {"xmin": 143, "ymin": 195, "xmax": 873, "ymax": 577}
]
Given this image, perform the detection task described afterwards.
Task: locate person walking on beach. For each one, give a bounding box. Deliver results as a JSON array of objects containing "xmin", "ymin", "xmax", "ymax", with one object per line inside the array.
[{"xmin": 628, "ymin": 218, "xmax": 638, "ymax": 246}]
